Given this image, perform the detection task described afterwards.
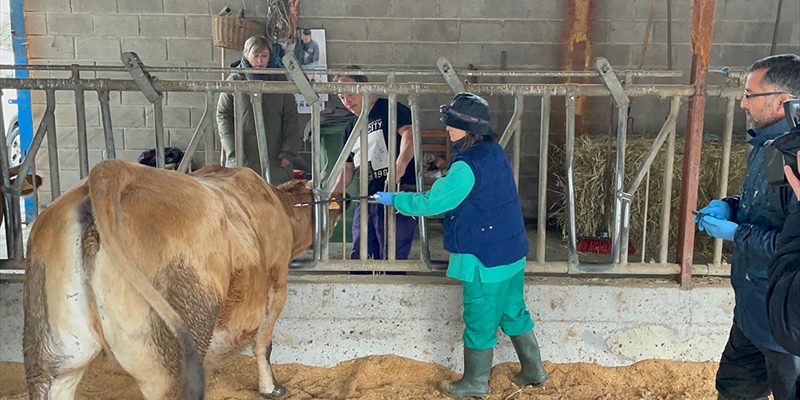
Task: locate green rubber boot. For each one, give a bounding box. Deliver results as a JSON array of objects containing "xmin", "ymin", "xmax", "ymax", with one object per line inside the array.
[
  {"xmin": 440, "ymin": 347, "xmax": 493, "ymax": 398},
  {"xmin": 510, "ymin": 330, "xmax": 548, "ymax": 387}
]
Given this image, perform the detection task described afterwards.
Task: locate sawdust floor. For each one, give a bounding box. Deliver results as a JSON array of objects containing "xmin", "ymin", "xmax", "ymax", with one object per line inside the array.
[{"xmin": 0, "ymin": 354, "xmax": 720, "ymax": 400}]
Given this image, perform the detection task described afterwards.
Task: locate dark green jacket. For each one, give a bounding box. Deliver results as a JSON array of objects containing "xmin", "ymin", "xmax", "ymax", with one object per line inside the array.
[{"xmin": 216, "ymin": 71, "xmax": 301, "ymax": 184}]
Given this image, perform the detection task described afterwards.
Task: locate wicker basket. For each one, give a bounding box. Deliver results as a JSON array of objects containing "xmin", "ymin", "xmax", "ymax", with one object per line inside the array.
[{"xmin": 212, "ymin": 15, "xmax": 265, "ymax": 51}]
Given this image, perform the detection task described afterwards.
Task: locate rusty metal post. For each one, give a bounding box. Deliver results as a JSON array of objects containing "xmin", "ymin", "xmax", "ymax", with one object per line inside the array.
[
  {"xmin": 564, "ymin": 0, "xmax": 592, "ymax": 134},
  {"xmin": 676, "ymin": 0, "xmax": 717, "ymax": 289}
]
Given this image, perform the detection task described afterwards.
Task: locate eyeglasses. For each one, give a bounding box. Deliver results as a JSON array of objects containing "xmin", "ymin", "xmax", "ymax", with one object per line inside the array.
[{"xmin": 743, "ymin": 91, "xmax": 798, "ymax": 99}]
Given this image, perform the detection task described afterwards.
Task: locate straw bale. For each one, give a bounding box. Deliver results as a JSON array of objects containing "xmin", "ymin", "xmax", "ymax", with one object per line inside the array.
[{"xmin": 550, "ymin": 134, "xmax": 750, "ymax": 261}]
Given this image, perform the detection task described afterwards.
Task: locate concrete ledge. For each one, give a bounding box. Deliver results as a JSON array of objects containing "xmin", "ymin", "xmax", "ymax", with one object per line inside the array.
[{"xmin": 0, "ymin": 275, "xmax": 733, "ymax": 372}]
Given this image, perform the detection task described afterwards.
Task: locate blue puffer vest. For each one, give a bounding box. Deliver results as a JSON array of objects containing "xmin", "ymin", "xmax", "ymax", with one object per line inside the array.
[{"xmin": 442, "ymin": 140, "xmax": 529, "ymax": 267}]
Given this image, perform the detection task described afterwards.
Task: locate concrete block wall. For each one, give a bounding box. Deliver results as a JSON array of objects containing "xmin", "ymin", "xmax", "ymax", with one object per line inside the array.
[
  {"xmin": 20, "ymin": 0, "xmax": 800, "ymax": 218},
  {"xmin": 0, "ymin": 276, "xmax": 736, "ymax": 368}
]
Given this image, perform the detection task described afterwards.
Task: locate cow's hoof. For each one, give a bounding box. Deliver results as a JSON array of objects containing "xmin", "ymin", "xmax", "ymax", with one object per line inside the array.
[{"xmin": 260, "ymin": 384, "xmax": 288, "ymax": 399}]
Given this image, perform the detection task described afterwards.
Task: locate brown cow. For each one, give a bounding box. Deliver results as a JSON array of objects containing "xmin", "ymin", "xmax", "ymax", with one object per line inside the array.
[
  {"xmin": 23, "ymin": 159, "xmax": 341, "ymax": 399},
  {"xmin": 1, "ymin": 164, "xmax": 43, "ymax": 224}
]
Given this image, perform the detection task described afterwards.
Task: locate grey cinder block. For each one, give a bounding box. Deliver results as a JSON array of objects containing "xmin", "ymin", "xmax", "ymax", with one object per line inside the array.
[
  {"xmin": 117, "ymin": 0, "xmax": 164, "ymax": 14},
  {"xmin": 140, "ymin": 15, "xmax": 186, "ymax": 38},
  {"xmin": 24, "ymin": 0, "xmax": 70, "ymax": 12},
  {"xmin": 46, "ymin": 14, "xmax": 93, "ymax": 35},
  {"xmin": 167, "ymin": 39, "xmax": 213, "ymax": 61},
  {"xmin": 26, "ymin": 36, "xmax": 75, "ymax": 60},
  {"xmin": 94, "ymin": 15, "xmax": 140, "ymax": 37},
  {"xmin": 75, "ymin": 37, "xmax": 121, "ymax": 61},
  {"xmin": 122, "ymin": 38, "xmax": 168, "ymax": 62},
  {"xmin": 72, "ymin": 0, "xmax": 116, "ymax": 13}
]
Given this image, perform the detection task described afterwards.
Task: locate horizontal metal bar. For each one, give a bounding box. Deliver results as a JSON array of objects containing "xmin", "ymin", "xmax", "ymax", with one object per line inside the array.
[
  {"xmin": 0, "ymin": 78, "xmax": 744, "ymax": 98},
  {"xmin": 0, "ymin": 261, "xmax": 731, "ymax": 280},
  {"xmin": 0, "ymin": 64, "xmax": 684, "ymax": 78}
]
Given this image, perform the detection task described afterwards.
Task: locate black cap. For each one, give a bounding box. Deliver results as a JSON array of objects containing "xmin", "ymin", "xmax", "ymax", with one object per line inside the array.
[{"xmin": 439, "ymin": 92, "xmax": 492, "ymax": 136}]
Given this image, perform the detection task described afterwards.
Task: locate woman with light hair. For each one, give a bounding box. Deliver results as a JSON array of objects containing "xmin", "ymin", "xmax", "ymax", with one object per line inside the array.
[{"xmin": 216, "ymin": 35, "xmax": 301, "ymax": 184}]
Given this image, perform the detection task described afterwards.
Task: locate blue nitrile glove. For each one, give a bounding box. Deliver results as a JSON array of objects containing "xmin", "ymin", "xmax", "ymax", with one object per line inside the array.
[
  {"xmin": 694, "ymin": 199, "xmax": 732, "ymax": 223},
  {"xmin": 698, "ymin": 216, "xmax": 738, "ymax": 241},
  {"xmin": 374, "ymin": 191, "xmax": 395, "ymax": 206}
]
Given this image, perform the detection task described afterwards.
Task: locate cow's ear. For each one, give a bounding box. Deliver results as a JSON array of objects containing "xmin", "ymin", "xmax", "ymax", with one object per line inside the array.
[{"xmin": 304, "ymin": 180, "xmax": 312, "ymax": 190}]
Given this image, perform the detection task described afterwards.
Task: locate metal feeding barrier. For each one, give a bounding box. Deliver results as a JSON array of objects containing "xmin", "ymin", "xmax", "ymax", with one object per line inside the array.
[{"xmin": 0, "ymin": 54, "xmax": 743, "ymax": 282}]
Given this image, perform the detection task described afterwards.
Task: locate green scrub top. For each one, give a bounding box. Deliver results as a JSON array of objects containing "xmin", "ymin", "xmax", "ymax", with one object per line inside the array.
[{"xmin": 393, "ymin": 161, "xmax": 526, "ymax": 283}]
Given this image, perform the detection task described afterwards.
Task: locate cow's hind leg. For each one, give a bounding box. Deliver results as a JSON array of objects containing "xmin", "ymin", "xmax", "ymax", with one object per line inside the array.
[
  {"xmin": 253, "ymin": 282, "xmax": 289, "ymax": 399},
  {"xmin": 98, "ymin": 258, "xmax": 218, "ymax": 400},
  {"xmin": 24, "ymin": 241, "xmax": 103, "ymax": 399}
]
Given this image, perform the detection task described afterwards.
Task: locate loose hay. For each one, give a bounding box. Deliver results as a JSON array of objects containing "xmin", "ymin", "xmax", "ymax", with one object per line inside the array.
[
  {"xmin": 0, "ymin": 355, "xmax": 721, "ymax": 399},
  {"xmin": 550, "ymin": 134, "xmax": 750, "ymax": 261}
]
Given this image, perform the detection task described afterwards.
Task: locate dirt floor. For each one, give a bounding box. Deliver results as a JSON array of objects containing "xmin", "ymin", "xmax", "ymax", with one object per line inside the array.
[{"xmin": 0, "ymin": 354, "xmax": 721, "ymax": 400}]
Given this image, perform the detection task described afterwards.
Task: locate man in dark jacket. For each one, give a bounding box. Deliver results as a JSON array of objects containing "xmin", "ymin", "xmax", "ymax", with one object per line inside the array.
[
  {"xmin": 768, "ymin": 149, "xmax": 800, "ymax": 400},
  {"xmin": 697, "ymin": 54, "xmax": 800, "ymax": 400}
]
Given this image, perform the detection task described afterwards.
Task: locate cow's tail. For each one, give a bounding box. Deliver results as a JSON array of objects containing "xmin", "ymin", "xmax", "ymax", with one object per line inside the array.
[{"xmin": 87, "ymin": 159, "xmax": 205, "ymax": 400}]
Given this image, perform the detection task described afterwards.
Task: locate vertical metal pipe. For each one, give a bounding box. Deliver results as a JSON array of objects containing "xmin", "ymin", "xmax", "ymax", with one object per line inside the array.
[
  {"xmin": 770, "ymin": 0, "xmax": 784, "ymax": 56},
  {"xmin": 611, "ymin": 105, "xmax": 629, "ymax": 264},
  {"xmin": 153, "ymin": 98, "xmax": 166, "ymax": 169},
  {"xmin": 359, "ymin": 92, "xmax": 370, "ymax": 261},
  {"xmin": 74, "ymin": 88, "xmax": 89, "ymax": 177},
  {"xmin": 409, "ymin": 94, "xmax": 429, "ymax": 265},
  {"xmin": 0, "ymin": 89, "xmax": 18, "ymax": 259},
  {"xmin": 45, "ymin": 90, "xmax": 61, "ymax": 199},
  {"xmin": 512, "ymin": 94, "xmax": 523, "ymax": 189},
  {"xmin": 204, "ymin": 91, "xmax": 215, "ymax": 166},
  {"xmin": 341, "ymin": 173, "xmax": 347, "ymax": 261},
  {"xmin": 713, "ymin": 97, "xmax": 737, "ymax": 265},
  {"xmin": 620, "ymin": 197, "xmax": 632, "ymax": 266},
  {"xmin": 641, "ymin": 171, "xmax": 650, "ymax": 263},
  {"xmin": 250, "ymin": 93, "xmax": 272, "ymax": 183},
  {"xmin": 387, "ymin": 92, "xmax": 398, "ymax": 261},
  {"xmin": 565, "ymin": 94, "xmax": 579, "ymax": 268},
  {"xmin": 0, "ymin": 90, "xmax": 11, "ymax": 189},
  {"xmin": 33, "ymin": 160, "xmax": 40, "ymax": 218},
  {"xmin": 310, "ymin": 100, "xmax": 327, "ymax": 262},
  {"xmin": 660, "ymin": 98, "xmax": 679, "ymax": 264},
  {"xmin": 8, "ymin": 195, "xmax": 22, "ymax": 260},
  {"xmin": 667, "ymin": 0, "xmax": 674, "ymax": 70},
  {"xmin": 677, "ymin": 0, "xmax": 716, "ymax": 288},
  {"xmin": 537, "ymin": 95, "xmax": 551, "ymax": 264},
  {"xmin": 98, "ymin": 89, "xmax": 116, "ymax": 159},
  {"xmin": 234, "ymin": 91, "xmax": 245, "ymax": 168}
]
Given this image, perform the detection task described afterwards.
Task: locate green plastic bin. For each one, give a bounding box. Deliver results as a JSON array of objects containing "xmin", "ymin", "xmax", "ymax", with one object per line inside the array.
[{"xmin": 320, "ymin": 123, "xmax": 355, "ymax": 243}]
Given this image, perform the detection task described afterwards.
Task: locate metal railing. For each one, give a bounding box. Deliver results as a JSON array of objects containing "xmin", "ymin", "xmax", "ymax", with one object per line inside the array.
[{"xmin": 0, "ymin": 54, "xmax": 744, "ymax": 279}]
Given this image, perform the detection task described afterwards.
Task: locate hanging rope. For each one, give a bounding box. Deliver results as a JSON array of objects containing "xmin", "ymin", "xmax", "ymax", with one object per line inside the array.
[
  {"xmin": 265, "ymin": 0, "xmax": 292, "ymax": 42},
  {"xmin": 288, "ymin": 0, "xmax": 300, "ymax": 40}
]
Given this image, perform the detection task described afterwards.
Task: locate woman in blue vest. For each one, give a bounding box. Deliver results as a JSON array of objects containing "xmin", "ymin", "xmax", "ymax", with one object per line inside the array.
[{"xmin": 374, "ymin": 92, "xmax": 548, "ymax": 398}]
